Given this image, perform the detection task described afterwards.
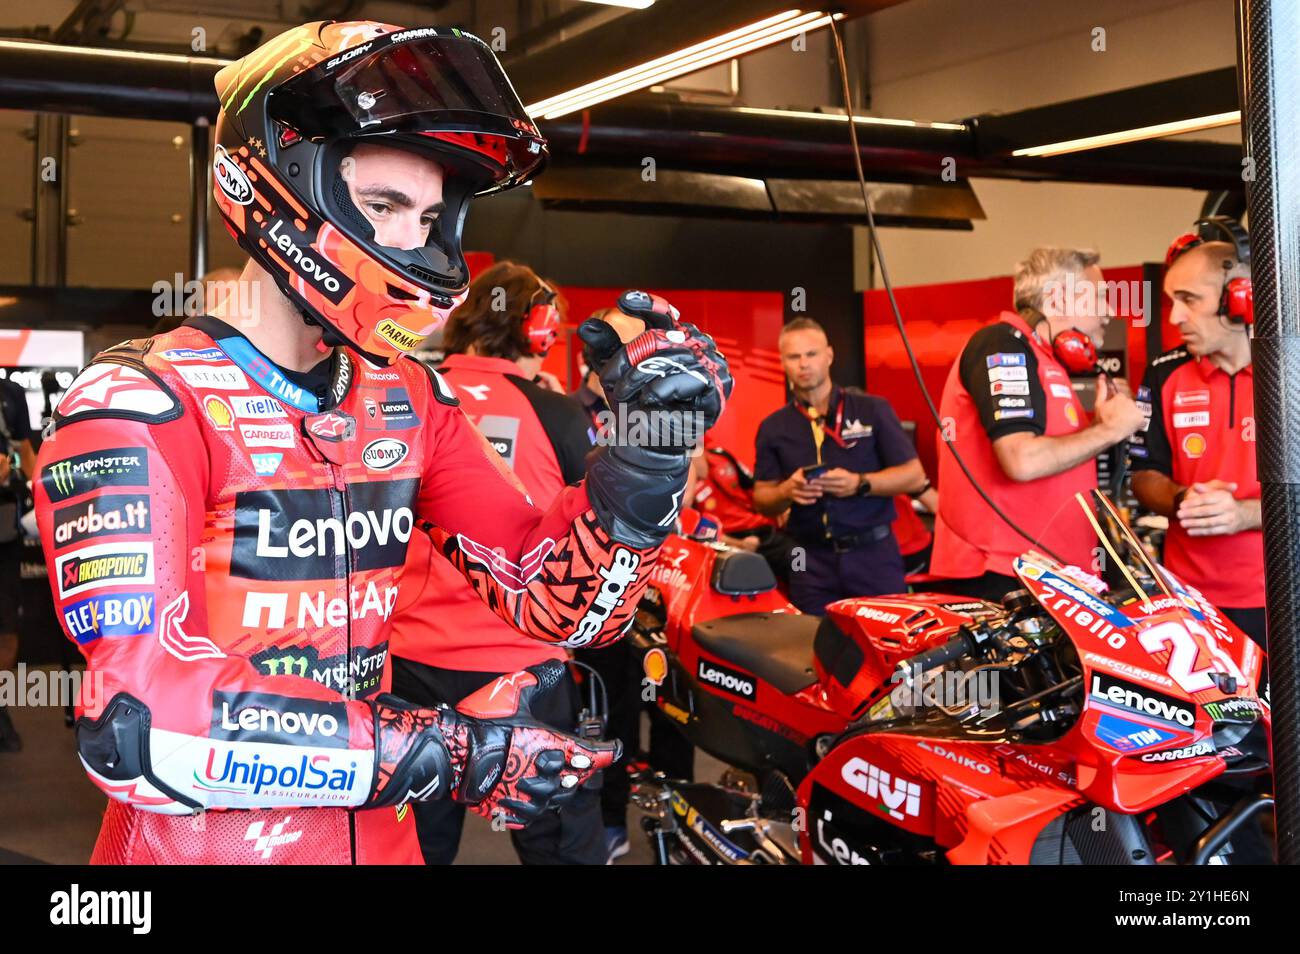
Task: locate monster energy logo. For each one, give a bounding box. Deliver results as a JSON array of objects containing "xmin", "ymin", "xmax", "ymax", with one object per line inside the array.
[
  {"xmin": 249, "ymin": 643, "xmax": 389, "ymax": 699},
  {"xmin": 49, "ymin": 461, "xmax": 74, "ymax": 497},
  {"xmin": 41, "ymin": 448, "xmax": 149, "ymax": 502},
  {"xmin": 260, "ymin": 654, "xmax": 310, "ymax": 678}
]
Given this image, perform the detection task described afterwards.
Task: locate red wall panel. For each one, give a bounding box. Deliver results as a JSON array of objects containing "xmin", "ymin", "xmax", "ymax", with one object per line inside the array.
[{"xmin": 551, "ymin": 287, "xmax": 786, "ymax": 468}]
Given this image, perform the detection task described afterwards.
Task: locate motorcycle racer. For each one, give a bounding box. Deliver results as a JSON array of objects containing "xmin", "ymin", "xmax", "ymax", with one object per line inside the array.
[{"xmin": 33, "ymin": 20, "xmax": 730, "ymax": 864}]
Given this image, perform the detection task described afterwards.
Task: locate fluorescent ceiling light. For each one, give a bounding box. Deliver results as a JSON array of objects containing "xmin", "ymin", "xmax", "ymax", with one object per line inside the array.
[
  {"xmin": 578, "ymin": 0, "xmax": 656, "ymax": 8},
  {"xmin": 0, "ymin": 38, "xmax": 233, "ymax": 66},
  {"xmin": 1010, "ymin": 110, "xmax": 1241, "ymax": 157},
  {"xmin": 528, "ymin": 9, "xmax": 844, "ymax": 119},
  {"xmin": 733, "ymin": 105, "xmax": 966, "ymax": 131}
]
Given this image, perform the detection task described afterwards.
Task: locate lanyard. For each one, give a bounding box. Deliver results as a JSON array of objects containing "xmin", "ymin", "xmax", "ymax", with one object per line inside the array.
[{"xmin": 794, "ymin": 390, "xmax": 848, "ymax": 458}]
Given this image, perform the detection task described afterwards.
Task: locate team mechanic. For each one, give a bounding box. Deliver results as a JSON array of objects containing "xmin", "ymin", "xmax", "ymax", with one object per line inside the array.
[
  {"xmin": 33, "ymin": 21, "xmax": 730, "ymax": 864},
  {"xmin": 1129, "ymin": 219, "xmax": 1264, "ymax": 647},
  {"xmin": 930, "ymin": 248, "xmax": 1145, "ymax": 602}
]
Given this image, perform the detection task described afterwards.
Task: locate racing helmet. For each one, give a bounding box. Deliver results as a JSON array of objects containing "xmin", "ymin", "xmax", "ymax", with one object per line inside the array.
[{"xmin": 212, "ymin": 21, "xmax": 547, "ymax": 364}]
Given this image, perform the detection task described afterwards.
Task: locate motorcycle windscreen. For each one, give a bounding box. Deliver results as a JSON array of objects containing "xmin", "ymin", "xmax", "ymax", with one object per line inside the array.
[
  {"xmin": 1018, "ymin": 489, "xmax": 1173, "ymax": 608},
  {"xmin": 267, "ymin": 30, "xmax": 546, "ymax": 186}
]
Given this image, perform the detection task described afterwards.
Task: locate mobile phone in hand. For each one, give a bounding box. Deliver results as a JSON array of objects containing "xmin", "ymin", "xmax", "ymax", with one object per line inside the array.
[{"xmin": 801, "ymin": 463, "xmax": 829, "ymax": 481}]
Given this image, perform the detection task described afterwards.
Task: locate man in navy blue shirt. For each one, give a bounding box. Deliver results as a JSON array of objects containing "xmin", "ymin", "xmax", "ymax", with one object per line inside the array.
[{"xmin": 754, "ymin": 318, "xmax": 925, "ymax": 613}]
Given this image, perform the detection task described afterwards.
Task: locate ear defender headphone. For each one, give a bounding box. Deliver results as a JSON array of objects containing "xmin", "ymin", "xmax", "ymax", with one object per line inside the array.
[
  {"xmin": 523, "ymin": 284, "xmax": 561, "ymax": 356},
  {"xmin": 1049, "ymin": 327, "xmax": 1099, "ymax": 375},
  {"xmin": 1165, "ymin": 216, "xmax": 1253, "ymax": 328}
]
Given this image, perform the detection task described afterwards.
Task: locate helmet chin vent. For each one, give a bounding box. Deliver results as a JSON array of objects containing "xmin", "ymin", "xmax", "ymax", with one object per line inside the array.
[{"xmin": 406, "ymin": 262, "xmax": 463, "ymax": 290}]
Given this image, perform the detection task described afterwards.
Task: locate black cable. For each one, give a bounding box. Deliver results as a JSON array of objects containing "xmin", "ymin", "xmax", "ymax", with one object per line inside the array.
[{"xmin": 828, "ymin": 19, "xmax": 1065, "ymax": 566}]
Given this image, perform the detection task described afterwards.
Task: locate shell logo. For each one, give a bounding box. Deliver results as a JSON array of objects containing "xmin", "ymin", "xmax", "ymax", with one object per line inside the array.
[
  {"xmin": 643, "ymin": 647, "xmax": 668, "ymax": 686},
  {"xmin": 1182, "ymin": 433, "xmax": 1207, "ymax": 459},
  {"xmin": 204, "ymin": 395, "xmax": 234, "ymax": 431},
  {"xmin": 1064, "ymin": 403, "xmax": 1079, "ymax": 427}
]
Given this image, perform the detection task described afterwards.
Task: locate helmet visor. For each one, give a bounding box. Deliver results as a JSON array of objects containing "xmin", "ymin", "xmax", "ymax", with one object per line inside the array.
[{"xmin": 268, "ymin": 28, "xmax": 545, "ymax": 186}]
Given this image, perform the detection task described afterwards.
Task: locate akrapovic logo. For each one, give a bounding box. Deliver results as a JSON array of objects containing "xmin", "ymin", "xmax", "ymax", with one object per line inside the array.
[
  {"xmin": 697, "ymin": 657, "xmax": 756, "ymax": 701},
  {"xmin": 56, "ymin": 542, "xmax": 154, "ymax": 598},
  {"xmin": 42, "ymin": 448, "xmax": 148, "ymax": 503},
  {"xmin": 231, "ymin": 480, "xmax": 417, "ymax": 580},
  {"xmin": 566, "ymin": 548, "xmax": 641, "ymax": 646},
  {"xmin": 53, "ymin": 495, "xmax": 150, "ymax": 547},
  {"xmin": 1089, "ymin": 673, "xmax": 1195, "ymax": 727}
]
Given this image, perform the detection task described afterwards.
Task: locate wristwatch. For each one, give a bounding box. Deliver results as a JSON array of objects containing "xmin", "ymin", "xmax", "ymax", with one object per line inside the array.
[{"xmin": 856, "ymin": 473, "xmax": 873, "ymax": 496}]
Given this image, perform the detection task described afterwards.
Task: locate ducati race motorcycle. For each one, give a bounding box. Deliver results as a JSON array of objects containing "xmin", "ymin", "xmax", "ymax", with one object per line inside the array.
[{"xmin": 630, "ymin": 491, "xmax": 1273, "ymax": 865}]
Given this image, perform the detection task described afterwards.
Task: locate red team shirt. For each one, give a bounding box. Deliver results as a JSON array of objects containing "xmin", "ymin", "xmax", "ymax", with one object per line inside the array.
[
  {"xmin": 390, "ymin": 354, "xmax": 596, "ymax": 673},
  {"xmin": 932, "ymin": 312, "xmax": 1098, "ymax": 579},
  {"xmin": 1129, "ymin": 349, "xmax": 1263, "ymax": 608}
]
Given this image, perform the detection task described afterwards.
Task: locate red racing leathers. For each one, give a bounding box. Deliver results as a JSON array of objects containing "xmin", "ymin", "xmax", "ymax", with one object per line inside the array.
[{"xmin": 35, "ymin": 317, "xmax": 660, "ymax": 863}]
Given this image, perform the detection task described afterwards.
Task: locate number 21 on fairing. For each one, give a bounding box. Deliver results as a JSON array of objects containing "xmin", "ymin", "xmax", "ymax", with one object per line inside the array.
[{"xmin": 1138, "ymin": 619, "xmax": 1245, "ymax": 694}]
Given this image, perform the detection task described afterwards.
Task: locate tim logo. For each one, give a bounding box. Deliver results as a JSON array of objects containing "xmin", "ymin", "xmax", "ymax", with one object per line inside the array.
[{"xmin": 841, "ymin": 757, "xmax": 921, "ymax": 821}]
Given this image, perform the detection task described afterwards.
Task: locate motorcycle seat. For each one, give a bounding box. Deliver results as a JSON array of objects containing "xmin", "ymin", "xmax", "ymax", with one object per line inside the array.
[
  {"xmin": 711, "ymin": 549, "xmax": 778, "ymax": 595},
  {"xmin": 692, "ymin": 612, "xmax": 820, "ymax": 695}
]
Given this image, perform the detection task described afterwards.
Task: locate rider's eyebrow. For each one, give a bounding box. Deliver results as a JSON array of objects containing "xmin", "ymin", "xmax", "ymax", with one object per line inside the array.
[
  {"xmin": 355, "ymin": 186, "xmax": 444, "ymax": 216},
  {"xmin": 355, "ymin": 185, "xmax": 414, "ymax": 207}
]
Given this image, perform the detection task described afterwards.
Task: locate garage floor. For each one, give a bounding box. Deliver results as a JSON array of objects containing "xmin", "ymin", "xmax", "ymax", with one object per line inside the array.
[{"xmin": 0, "ymin": 693, "xmax": 726, "ymax": 865}]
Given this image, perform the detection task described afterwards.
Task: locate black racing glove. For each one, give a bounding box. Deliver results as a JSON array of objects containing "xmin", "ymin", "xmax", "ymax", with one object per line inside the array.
[
  {"xmin": 580, "ymin": 290, "xmax": 733, "ymax": 547},
  {"xmin": 368, "ymin": 660, "xmax": 619, "ymax": 828}
]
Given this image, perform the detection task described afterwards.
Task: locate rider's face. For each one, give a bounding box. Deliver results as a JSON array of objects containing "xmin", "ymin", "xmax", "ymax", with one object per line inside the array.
[{"xmin": 340, "ymin": 144, "xmax": 446, "ymax": 251}]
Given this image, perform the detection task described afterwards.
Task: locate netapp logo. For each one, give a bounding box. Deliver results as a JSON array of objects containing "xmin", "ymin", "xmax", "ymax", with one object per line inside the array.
[
  {"xmin": 266, "ymin": 219, "xmax": 354, "ymax": 304},
  {"xmin": 231, "ymin": 480, "xmax": 418, "ymax": 580},
  {"xmin": 1090, "ymin": 673, "xmax": 1194, "ymax": 727},
  {"xmin": 53, "ymin": 495, "xmax": 150, "ymax": 547},
  {"xmin": 697, "ymin": 658, "xmax": 756, "ymax": 700},
  {"xmin": 566, "ymin": 548, "xmax": 641, "ymax": 647},
  {"xmin": 213, "ymin": 691, "xmax": 349, "ymax": 748}
]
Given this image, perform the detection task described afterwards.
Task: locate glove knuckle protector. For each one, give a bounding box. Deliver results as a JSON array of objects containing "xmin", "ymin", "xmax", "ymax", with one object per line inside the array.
[{"xmin": 579, "ymin": 294, "xmax": 733, "ymax": 548}]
